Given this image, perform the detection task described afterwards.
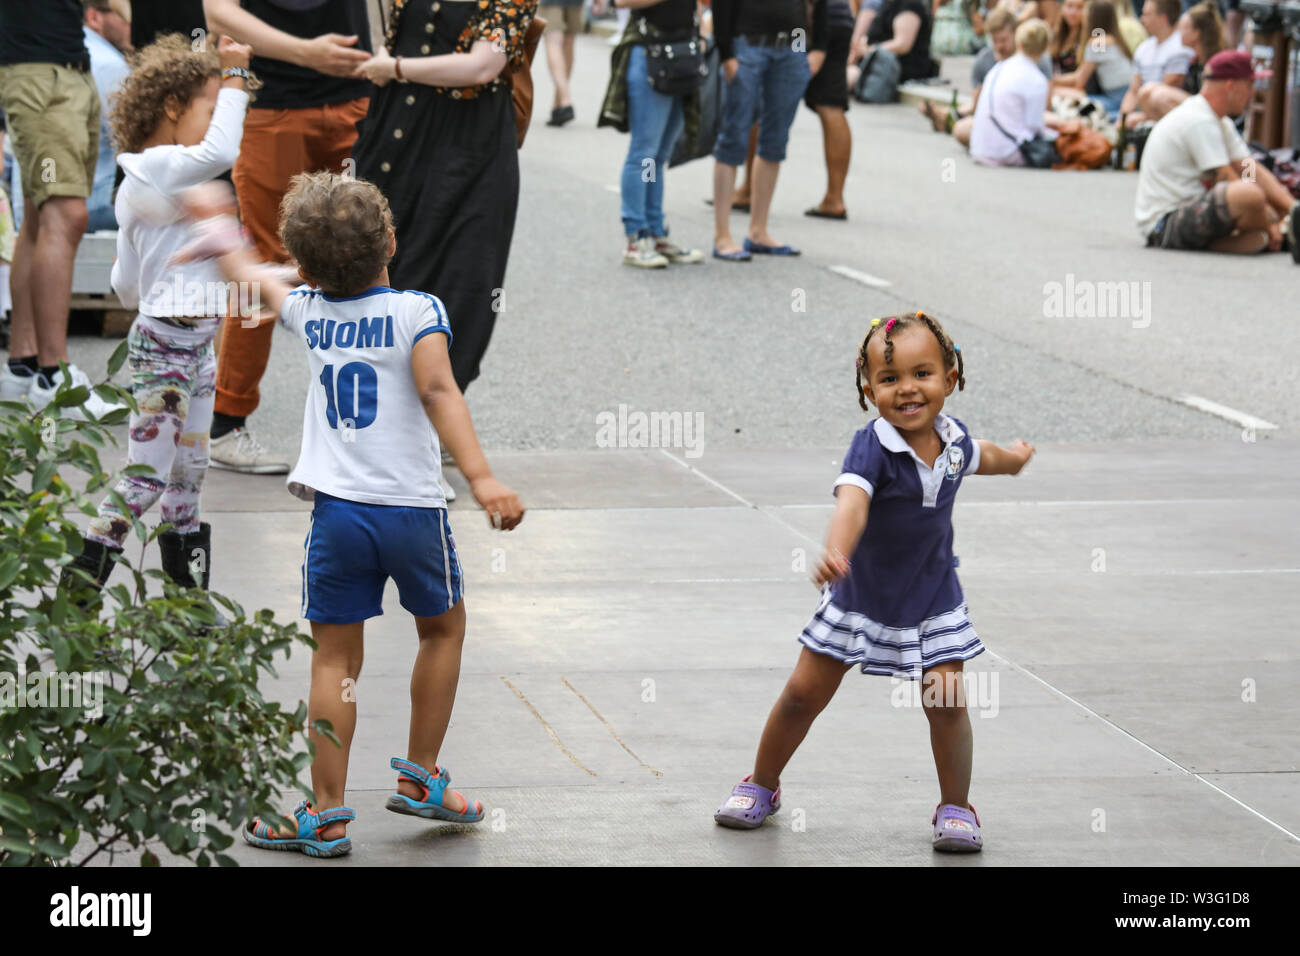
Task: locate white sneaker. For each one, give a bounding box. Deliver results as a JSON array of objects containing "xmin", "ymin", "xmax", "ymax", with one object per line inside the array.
[
  {"xmin": 209, "ymin": 426, "xmax": 290, "ymax": 474},
  {"xmin": 653, "ymin": 237, "xmax": 705, "ymax": 264},
  {"xmin": 0, "ymin": 362, "xmax": 37, "ymax": 403},
  {"xmin": 29, "ymin": 364, "xmax": 127, "ymax": 421},
  {"xmin": 439, "ymin": 470, "xmax": 457, "ymax": 502},
  {"xmin": 622, "ymin": 236, "xmax": 669, "ymax": 269}
]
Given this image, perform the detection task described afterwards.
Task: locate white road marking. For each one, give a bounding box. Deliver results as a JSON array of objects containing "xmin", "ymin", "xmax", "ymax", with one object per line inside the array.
[
  {"xmin": 1178, "ymin": 394, "xmax": 1279, "ymax": 431},
  {"xmin": 603, "ymin": 184, "xmax": 620, "ymax": 194},
  {"xmin": 828, "ymin": 264, "xmax": 892, "ymax": 288}
]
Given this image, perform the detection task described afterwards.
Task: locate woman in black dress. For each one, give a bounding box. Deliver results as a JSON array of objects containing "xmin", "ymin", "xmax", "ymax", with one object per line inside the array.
[{"xmin": 353, "ymin": 0, "xmax": 537, "ymax": 393}]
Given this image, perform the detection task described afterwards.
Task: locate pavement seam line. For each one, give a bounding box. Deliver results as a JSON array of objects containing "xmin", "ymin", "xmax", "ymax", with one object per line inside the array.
[
  {"xmin": 982, "ymin": 649, "xmax": 1300, "ymax": 844},
  {"xmin": 499, "ymin": 676, "xmax": 597, "ymax": 777},
  {"xmin": 560, "ymin": 677, "xmax": 663, "ymax": 777}
]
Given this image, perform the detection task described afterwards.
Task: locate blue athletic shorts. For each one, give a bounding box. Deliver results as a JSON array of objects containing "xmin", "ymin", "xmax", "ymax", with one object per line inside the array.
[{"xmin": 301, "ymin": 492, "xmax": 464, "ymax": 624}]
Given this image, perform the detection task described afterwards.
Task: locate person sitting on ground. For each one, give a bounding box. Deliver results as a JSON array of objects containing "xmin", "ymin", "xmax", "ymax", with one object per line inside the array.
[
  {"xmin": 1109, "ymin": 0, "xmax": 1146, "ymax": 55},
  {"xmin": 920, "ymin": 5, "xmax": 1051, "ymax": 147},
  {"xmin": 1138, "ymin": 0, "xmax": 1224, "ymax": 123},
  {"xmin": 1135, "ymin": 50, "xmax": 1299, "ymax": 259},
  {"xmin": 1048, "ymin": 0, "xmax": 1083, "ymax": 74},
  {"xmin": 1050, "ymin": 0, "xmax": 1133, "ymax": 120},
  {"xmin": 1117, "ymin": 0, "xmax": 1191, "ymax": 128},
  {"xmin": 931, "ymin": 0, "xmax": 983, "ymax": 56},
  {"xmin": 969, "ymin": 17, "xmax": 1082, "ymax": 165},
  {"xmin": 851, "ymin": 0, "xmax": 938, "ymax": 103}
]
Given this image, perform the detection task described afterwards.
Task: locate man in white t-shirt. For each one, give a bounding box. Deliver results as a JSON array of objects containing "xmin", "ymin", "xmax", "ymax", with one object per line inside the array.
[
  {"xmin": 1118, "ymin": 0, "xmax": 1192, "ymax": 129},
  {"xmin": 1136, "ymin": 51, "xmax": 1299, "ymax": 258},
  {"xmin": 969, "ymin": 19, "xmax": 1080, "ymax": 167}
]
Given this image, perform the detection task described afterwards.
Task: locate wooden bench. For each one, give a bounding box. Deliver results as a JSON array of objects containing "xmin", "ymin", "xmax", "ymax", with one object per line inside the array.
[{"xmin": 72, "ymin": 230, "xmax": 132, "ymax": 337}]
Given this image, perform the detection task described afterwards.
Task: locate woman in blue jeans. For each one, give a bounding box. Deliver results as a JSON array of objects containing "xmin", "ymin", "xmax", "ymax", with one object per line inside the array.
[
  {"xmin": 711, "ymin": 0, "xmax": 824, "ymax": 261},
  {"xmin": 604, "ymin": 0, "xmax": 705, "ymax": 268}
]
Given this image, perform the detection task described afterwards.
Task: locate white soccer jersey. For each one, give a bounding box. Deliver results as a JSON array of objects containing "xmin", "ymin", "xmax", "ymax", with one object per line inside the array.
[{"xmin": 280, "ymin": 285, "xmax": 453, "ymax": 507}]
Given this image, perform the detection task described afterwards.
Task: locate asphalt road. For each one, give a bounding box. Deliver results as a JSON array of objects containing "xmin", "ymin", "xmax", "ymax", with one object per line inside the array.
[{"xmin": 63, "ymin": 35, "xmax": 1295, "ymax": 463}]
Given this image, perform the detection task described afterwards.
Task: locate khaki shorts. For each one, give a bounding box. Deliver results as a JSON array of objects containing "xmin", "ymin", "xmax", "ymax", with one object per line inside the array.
[
  {"xmin": 0, "ymin": 63, "xmax": 100, "ymax": 209},
  {"xmin": 538, "ymin": 4, "xmax": 584, "ymax": 35}
]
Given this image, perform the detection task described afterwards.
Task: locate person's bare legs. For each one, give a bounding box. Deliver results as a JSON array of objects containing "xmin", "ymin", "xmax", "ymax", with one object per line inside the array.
[
  {"xmin": 545, "ymin": 29, "xmax": 572, "ymax": 110},
  {"xmin": 1208, "ymin": 230, "xmax": 1269, "ymax": 254},
  {"xmin": 713, "ymin": 161, "xmax": 743, "ymax": 254},
  {"xmin": 750, "ymin": 647, "xmax": 852, "ymax": 790},
  {"xmin": 952, "ymin": 115, "xmax": 975, "ymax": 147},
  {"xmin": 7, "ymin": 199, "xmax": 39, "ymax": 360},
  {"xmin": 10, "ymin": 196, "xmax": 87, "ymax": 366},
  {"xmin": 1137, "ymin": 83, "xmax": 1188, "ymax": 124},
  {"xmin": 812, "ymin": 105, "xmax": 850, "ymax": 216},
  {"xmin": 920, "ymin": 661, "xmax": 973, "ymax": 808},
  {"xmin": 747, "ymin": 155, "xmax": 788, "ymax": 247},
  {"xmin": 397, "ymin": 600, "xmax": 476, "ymax": 814},
  {"xmin": 733, "ymin": 125, "xmax": 759, "ymax": 206},
  {"xmin": 259, "ymin": 620, "xmax": 365, "ymax": 842}
]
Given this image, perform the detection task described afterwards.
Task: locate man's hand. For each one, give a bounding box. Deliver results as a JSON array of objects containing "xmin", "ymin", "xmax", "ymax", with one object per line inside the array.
[
  {"xmin": 1267, "ymin": 220, "xmax": 1284, "ymax": 252},
  {"xmin": 851, "ymin": 38, "xmax": 871, "ymax": 63},
  {"xmin": 218, "ymin": 34, "xmax": 253, "ymax": 73},
  {"xmin": 722, "ymin": 57, "xmax": 739, "ymax": 82},
  {"xmin": 300, "ymin": 33, "xmax": 371, "ymax": 77},
  {"xmin": 470, "ymin": 476, "xmax": 525, "ymax": 531},
  {"xmin": 356, "ymin": 48, "xmax": 397, "ymax": 86}
]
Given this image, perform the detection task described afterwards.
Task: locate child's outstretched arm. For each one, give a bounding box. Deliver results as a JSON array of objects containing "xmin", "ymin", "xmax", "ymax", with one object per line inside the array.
[
  {"xmin": 812, "ymin": 485, "xmax": 870, "ymax": 588},
  {"xmin": 411, "ymin": 333, "xmax": 524, "ymax": 531},
  {"xmin": 975, "ymin": 439, "xmax": 1036, "ymax": 475}
]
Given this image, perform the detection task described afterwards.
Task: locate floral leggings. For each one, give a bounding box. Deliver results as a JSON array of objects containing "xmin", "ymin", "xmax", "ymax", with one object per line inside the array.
[{"xmin": 87, "ymin": 316, "xmax": 218, "ymax": 549}]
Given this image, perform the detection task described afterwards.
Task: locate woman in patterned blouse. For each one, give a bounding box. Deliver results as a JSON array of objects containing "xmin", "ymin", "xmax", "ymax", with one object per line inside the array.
[{"xmin": 353, "ymin": 0, "xmax": 538, "ymax": 406}]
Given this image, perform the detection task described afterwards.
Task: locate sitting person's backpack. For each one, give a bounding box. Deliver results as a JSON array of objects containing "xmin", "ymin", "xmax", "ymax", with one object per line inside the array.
[{"xmin": 852, "ymin": 48, "xmax": 903, "ymax": 103}]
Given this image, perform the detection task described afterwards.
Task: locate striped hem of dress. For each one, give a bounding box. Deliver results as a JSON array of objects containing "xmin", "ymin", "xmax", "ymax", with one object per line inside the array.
[{"xmin": 798, "ymin": 595, "xmax": 984, "ymax": 681}]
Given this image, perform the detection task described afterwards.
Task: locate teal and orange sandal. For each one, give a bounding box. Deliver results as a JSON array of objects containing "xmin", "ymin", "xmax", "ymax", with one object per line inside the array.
[
  {"xmin": 385, "ymin": 757, "xmax": 484, "ymax": 823},
  {"xmin": 242, "ymin": 799, "xmax": 355, "ymax": 858}
]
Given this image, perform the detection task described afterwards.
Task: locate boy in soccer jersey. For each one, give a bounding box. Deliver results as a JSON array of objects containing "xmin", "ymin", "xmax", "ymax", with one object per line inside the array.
[{"xmin": 178, "ymin": 173, "xmax": 524, "ymax": 856}]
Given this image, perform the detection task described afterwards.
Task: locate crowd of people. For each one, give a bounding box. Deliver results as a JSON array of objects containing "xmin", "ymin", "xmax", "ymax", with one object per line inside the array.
[{"xmin": 0, "ymin": 0, "xmax": 1295, "ymax": 856}]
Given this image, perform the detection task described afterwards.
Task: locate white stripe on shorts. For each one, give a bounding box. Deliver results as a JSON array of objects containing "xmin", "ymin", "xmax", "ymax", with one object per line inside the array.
[
  {"xmin": 438, "ymin": 511, "xmax": 452, "ymax": 603},
  {"xmin": 301, "ymin": 512, "xmax": 315, "ymax": 617}
]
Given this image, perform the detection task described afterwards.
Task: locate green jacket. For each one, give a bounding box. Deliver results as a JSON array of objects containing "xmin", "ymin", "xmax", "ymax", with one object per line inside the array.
[{"xmin": 598, "ymin": 15, "xmax": 702, "ymax": 154}]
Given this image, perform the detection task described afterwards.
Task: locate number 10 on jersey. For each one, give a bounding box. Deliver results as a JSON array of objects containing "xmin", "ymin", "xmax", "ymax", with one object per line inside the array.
[{"xmin": 320, "ymin": 362, "xmax": 378, "ymax": 431}]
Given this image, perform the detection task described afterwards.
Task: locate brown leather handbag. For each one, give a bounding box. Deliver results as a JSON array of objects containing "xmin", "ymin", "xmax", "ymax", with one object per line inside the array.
[
  {"xmin": 506, "ymin": 15, "xmax": 547, "ymax": 148},
  {"xmin": 1053, "ymin": 126, "xmax": 1113, "ymax": 170}
]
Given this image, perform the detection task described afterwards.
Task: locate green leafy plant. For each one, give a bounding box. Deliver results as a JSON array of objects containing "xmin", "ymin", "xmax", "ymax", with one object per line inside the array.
[{"xmin": 0, "ymin": 345, "xmax": 333, "ymax": 866}]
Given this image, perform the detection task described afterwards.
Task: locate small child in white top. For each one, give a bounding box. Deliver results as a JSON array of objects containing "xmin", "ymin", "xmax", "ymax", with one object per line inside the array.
[
  {"xmin": 61, "ymin": 34, "xmax": 255, "ymax": 609},
  {"xmin": 176, "ymin": 172, "xmax": 525, "ymax": 858}
]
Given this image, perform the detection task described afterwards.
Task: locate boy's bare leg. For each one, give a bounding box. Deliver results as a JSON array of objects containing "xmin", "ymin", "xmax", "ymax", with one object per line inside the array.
[
  {"xmin": 398, "ymin": 600, "xmax": 475, "ymax": 813},
  {"xmin": 261, "ymin": 620, "xmax": 364, "ymax": 841},
  {"xmin": 751, "ymin": 647, "xmax": 852, "ymax": 791}
]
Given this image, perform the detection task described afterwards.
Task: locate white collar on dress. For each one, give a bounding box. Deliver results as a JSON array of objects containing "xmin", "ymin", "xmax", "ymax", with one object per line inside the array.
[{"xmin": 873, "ymin": 413, "xmax": 965, "ymax": 458}]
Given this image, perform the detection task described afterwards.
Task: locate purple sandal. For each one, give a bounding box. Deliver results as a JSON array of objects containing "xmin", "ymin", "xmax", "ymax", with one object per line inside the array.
[
  {"xmin": 714, "ymin": 774, "xmax": 781, "ymax": 829},
  {"xmin": 932, "ymin": 803, "xmax": 983, "ymax": 852}
]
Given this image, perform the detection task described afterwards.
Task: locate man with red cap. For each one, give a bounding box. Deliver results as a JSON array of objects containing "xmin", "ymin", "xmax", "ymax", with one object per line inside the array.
[{"xmin": 1135, "ymin": 50, "xmax": 1299, "ymax": 260}]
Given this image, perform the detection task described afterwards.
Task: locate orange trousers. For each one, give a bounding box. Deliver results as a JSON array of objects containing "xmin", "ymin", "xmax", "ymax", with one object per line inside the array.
[{"xmin": 214, "ymin": 97, "xmax": 369, "ymax": 419}]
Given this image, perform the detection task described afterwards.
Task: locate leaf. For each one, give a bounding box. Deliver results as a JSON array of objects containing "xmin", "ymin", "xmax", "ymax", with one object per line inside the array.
[
  {"xmin": 141, "ymin": 848, "xmax": 160, "ymax": 867},
  {"xmin": 0, "ymin": 556, "xmax": 20, "ymax": 591},
  {"xmin": 53, "ymin": 386, "xmax": 91, "ymax": 408},
  {"xmin": 0, "ymin": 792, "xmax": 32, "ymax": 818},
  {"xmin": 106, "ymin": 338, "xmax": 130, "ymax": 377},
  {"xmin": 31, "ymin": 460, "xmax": 56, "ymax": 494}
]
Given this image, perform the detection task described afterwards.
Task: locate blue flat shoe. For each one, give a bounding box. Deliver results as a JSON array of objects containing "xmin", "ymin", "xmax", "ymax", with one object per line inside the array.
[
  {"xmin": 744, "ymin": 237, "xmax": 801, "ymax": 256},
  {"xmin": 386, "ymin": 757, "xmax": 484, "ymax": 823},
  {"xmin": 712, "ymin": 246, "xmax": 752, "ymax": 261}
]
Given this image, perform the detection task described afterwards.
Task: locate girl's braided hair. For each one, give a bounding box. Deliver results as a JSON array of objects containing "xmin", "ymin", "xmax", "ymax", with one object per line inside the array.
[{"xmin": 854, "ymin": 311, "xmax": 965, "ymax": 412}]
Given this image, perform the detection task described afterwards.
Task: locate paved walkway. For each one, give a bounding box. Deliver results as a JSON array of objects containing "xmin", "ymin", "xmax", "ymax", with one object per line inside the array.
[{"xmin": 90, "ymin": 439, "xmax": 1298, "ymax": 865}]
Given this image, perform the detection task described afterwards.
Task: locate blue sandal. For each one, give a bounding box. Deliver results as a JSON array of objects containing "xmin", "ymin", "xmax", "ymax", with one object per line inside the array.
[
  {"xmin": 242, "ymin": 799, "xmax": 355, "ymax": 858},
  {"xmin": 385, "ymin": 757, "xmax": 484, "ymax": 823}
]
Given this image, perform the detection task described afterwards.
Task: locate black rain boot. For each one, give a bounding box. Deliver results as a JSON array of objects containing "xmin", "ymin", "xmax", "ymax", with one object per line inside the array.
[
  {"xmin": 158, "ymin": 522, "xmax": 229, "ymax": 629},
  {"xmin": 59, "ymin": 537, "xmax": 121, "ymax": 608}
]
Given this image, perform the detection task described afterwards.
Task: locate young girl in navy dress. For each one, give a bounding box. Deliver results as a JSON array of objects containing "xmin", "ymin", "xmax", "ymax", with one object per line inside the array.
[{"xmin": 714, "ymin": 311, "xmax": 1035, "ymax": 851}]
